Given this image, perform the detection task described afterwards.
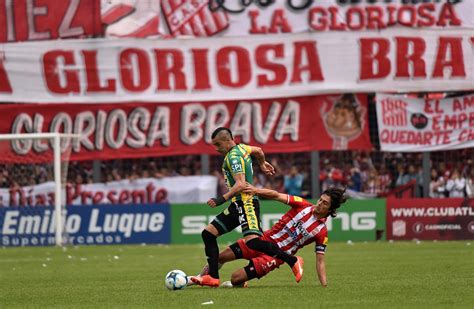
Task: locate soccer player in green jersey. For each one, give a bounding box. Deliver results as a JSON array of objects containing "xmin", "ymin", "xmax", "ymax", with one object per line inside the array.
[{"xmin": 191, "ymin": 127, "xmax": 304, "ymax": 287}]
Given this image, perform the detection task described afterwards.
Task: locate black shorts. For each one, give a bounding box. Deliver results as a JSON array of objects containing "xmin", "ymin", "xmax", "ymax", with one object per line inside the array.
[{"xmin": 211, "ymin": 199, "xmax": 263, "ymax": 237}]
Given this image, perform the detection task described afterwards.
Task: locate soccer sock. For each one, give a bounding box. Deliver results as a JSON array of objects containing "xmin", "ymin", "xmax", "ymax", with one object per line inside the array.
[
  {"xmin": 199, "ymin": 263, "xmax": 223, "ymax": 276},
  {"xmin": 201, "ymin": 229, "xmax": 220, "ymax": 279},
  {"xmin": 221, "ymin": 281, "xmax": 247, "ymax": 288},
  {"xmin": 246, "ymin": 238, "xmax": 297, "ymax": 266},
  {"xmin": 186, "ymin": 276, "xmax": 196, "ymax": 286}
]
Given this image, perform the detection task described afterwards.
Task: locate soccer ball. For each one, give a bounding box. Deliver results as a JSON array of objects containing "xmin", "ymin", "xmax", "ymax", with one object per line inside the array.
[{"xmin": 165, "ymin": 270, "xmax": 188, "ymax": 290}]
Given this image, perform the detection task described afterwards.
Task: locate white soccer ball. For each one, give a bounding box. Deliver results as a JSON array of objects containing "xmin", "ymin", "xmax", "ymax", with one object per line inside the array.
[{"xmin": 165, "ymin": 270, "xmax": 188, "ymax": 290}]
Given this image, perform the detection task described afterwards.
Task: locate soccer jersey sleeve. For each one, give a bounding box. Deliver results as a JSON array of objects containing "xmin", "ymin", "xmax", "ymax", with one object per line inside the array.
[
  {"xmin": 314, "ymin": 229, "xmax": 328, "ymax": 254},
  {"xmin": 226, "ymin": 154, "xmax": 245, "ymax": 176},
  {"xmin": 239, "ymin": 143, "xmax": 252, "ymax": 154},
  {"xmin": 286, "ymin": 195, "xmax": 313, "ymax": 209}
]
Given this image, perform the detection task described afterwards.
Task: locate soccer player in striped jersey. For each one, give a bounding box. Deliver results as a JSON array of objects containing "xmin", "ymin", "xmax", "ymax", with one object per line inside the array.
[
  {"xmin": 192, "ymin": 127, "xmax": 304, "ymax": 287},
  {"xmin": 191, "ymin": 184, "xmax": 346, "ymax": 288}
]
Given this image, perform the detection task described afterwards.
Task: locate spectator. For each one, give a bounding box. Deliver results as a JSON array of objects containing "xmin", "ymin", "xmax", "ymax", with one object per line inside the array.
[
  {"xmin": 75, "ymin": 174, "xmax": 84, "ymax": 185},
  {"xmin": 434, "ymin": 170, "xmax": 450, "ymax": 198},
  {"xmin": 396, "ymin": 164, "xmax": 422, "ymax": 197},
  {"xmin": 284, "ymin": 166, "xmax": 304, "ymax": 196},
  {"xmin": 446, "ymin": 169, "xmax": 466, "ymax": 197},
  {"xmin": 330, "ymin": 167, "xmax": 345, "ymax": 188},
  {"xmin": 111, "ymin": 168, "xmax": 122, "ymax": 181},
  {"xmin": 156, "ymin": 167, "xmax": 172, "ymax": 178},
  {"xmin": 416, "ymin": 165, "xmax": 425, "ymax": 197},
  {"xmin": 147, "ymin": 161, "xmax": 158, "ymax": 177},
  {"xmin": 395, "ymin": 163, "xmax": 406, "ymax": 186},
  {"xmin": 129, "ymin": 163, "xmax": 140, "ymax": 180},
  {"xmin": 0, "ymin": 171, "xmax": 9, "ymax": 187},
  {"xmin": 342, "ymin": 161, "xmax": 352, "ymax": 183},
  {"xmin": 364, "ymin": 168, "xmax": 380, "ymax": 195},
  {"xmin": 348, "ymin": 167, "xmax": 362, "ymax": 192},
  {"xmin": 429, "ymin": 169, "xmax": 444, "ymax": 198},
  {"xmin": 377, "ymin": 165, "xmax": 392, "ymax": 194},
  {"xmin": 178, "ymin": 166, "xmax": 192, "ymax": 176},
  {"xmin": 466, "ymin": 169, "xmax": 474, "ymax": 198},
  {"xmin": 437, "ymin": 162, "xmax": 448, "ymax": 180},
  {"xmin": 358, "ymin": 160, "xmax": 371, "ymax": 186},
  {"xmin": 320, "ymin": 160, "xmax": 336, "ymax": 192}
]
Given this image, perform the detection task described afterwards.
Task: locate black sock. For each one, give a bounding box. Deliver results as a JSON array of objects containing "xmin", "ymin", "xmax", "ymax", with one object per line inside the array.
[
  {"xmin": 201, "ymin": 230, "xmax": 219, "ymax": 279},
  {"xmin": 246, "ymin": 238, "xmax": 297, "ymax": 266}
]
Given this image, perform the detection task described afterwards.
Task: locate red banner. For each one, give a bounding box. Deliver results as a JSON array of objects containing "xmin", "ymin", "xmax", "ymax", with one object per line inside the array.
[
  {"xmin": 101, "ymin": 0, "xmax": 473, "ymax": 38},
  {"xmin": 0, "ymin": 95, "xmax": 371, "ymax": 162},
  {"xmin": 387, "ymin": 198, "xmax": 474, "ymax": 240},
  {"xmin": 1, "ymin": 30, "xmax": 473, "ymax": 103},
  {"xmin": 0, "ymin": 0, "xmax": 102, "ymax": 42}
]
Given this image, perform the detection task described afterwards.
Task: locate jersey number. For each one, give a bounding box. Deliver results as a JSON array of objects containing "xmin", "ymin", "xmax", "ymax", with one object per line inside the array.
[{"xmin": 266, "ymin": 260, "xmax": 277, "ymax": 268}]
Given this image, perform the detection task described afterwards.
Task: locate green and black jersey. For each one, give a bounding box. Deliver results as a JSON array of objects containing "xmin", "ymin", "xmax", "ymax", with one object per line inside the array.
[{"xmin": 222, "ymin": 143, "xmax": 257, "ymax": 202}]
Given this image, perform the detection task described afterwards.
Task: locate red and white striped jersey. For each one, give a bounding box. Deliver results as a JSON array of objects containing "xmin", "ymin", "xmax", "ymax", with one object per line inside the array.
[{"xmin": 263, "ymin": 195, "xmax": 328, "ymax": 255}]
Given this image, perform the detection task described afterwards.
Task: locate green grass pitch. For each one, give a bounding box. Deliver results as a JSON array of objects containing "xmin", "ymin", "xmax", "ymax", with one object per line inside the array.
[{"xmin": 1, "ymin": 241, "xmax": 473, "ymax": 308}]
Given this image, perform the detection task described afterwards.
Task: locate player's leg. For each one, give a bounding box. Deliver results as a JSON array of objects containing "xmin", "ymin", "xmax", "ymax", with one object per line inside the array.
[
  {"xmin": 219, "ymin": 242, "xmax": 240, "ymax": 264},
  {"xmin": 220, "ymin": 268, "xmax": 250, "ymax": 288},
  {"xmin": 239, "ymin": 199, "xmax": 303, "ymax": 282},
  {"xmin": 197, "ymin": 243, "xmax": 240, "ymax": 277},
  {"xmin": 220, "ymin": 263, "xmax": 255, "ymax": 288},
  {"xmin": 245, "ymin": 234, "xmax": 303, "ymax": 282},
  {"xmin": 221, "ymin": 255, "xmax": 284, "ymax": 288},
  {"xmin": 245, "ymin": 234, "xmax": 297, "ymax": 266},
  {"xmin": 187, "ymin": 244, "xmax": 239, "ymax": 286},
  {"xmin": 198, "ymin": 224, "xmax": 220, "ymax": 283},
  {"xmin": 192, "ymin": 203, "xmax": 240, "ymax": 287},
  {"xmin": 186, "ymin": 224, "xmax": 220, "ymax": 287}
]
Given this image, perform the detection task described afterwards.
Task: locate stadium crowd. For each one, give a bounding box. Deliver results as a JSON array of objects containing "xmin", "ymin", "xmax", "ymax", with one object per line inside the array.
[
  {"xmin": 1, "ymin": 88, "xmax": 472, "ymax": 200},
  {"xmin": 1, "ymin": 149, "xmax": 472, "ymax": 199}
]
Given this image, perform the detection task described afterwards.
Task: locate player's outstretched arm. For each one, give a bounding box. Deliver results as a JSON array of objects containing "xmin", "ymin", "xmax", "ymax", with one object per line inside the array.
[
  {"xmin": 316, "ymin": 253, "xmax": 327, "ymax": 287},
  {"xmin": 248, "ymin": 146, "xmax": 275, "ymax": 176},
  {"xmin": 243, "ymin": 183, "xmax": 287, "ymax": 203}
]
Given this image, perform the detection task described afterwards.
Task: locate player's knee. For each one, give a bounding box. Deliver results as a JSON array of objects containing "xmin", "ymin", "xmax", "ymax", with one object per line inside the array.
[
  {"xmin": 229, "ymin": 242, "xmax": 243, "ymax": 258},
  {"xmin": 230, "ymin": 271, "xmax": 246, "ymax": 286},
  {"xmin": 201, "ymin": 229, "xmax": 216, "ymax": 242},
  {"xmin": 245, "ymin": 237, "xmax": 259, "ymax": 249},
  {"xmin": 204, "ymin": 224, "xmax": 219, "ymax": 237},
  {"xmin": 244, "ymin": 234, "xmax": 258, "ymax": 241},
  {"xmin": 246, "ymin": 237, "xmax": 268, "ymax": 251}
]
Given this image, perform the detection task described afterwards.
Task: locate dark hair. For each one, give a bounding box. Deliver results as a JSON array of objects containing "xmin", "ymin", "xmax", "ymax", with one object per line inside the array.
[
  {"xmin": 211, "ymin": 127, "xmax": 233, "ymax": 140},
  {"xmin": 322, "ymin": 187, "xmax": 347, "ymax": 218}
]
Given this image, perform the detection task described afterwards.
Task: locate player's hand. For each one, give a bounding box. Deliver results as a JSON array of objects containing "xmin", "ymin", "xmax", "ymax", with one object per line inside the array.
[
  {"xmin": 260, "ymin": 161, "xmax": 276, "ymax": 176},
  {"xmin": 207, "ymin": 195, "xmax": 226, "ymax": 208},
  {"xmin": 243, "ymin": 183, "xmax": 257, "ymax": 195},
  {"xmin": 207, "ymin": 199, "xmax": 217, "ymax": 208}
]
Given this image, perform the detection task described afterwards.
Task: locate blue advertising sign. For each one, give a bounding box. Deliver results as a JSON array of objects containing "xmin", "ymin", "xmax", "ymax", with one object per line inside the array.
[{"xmin": 0, "ymin": 204, "xmax": 170, "ymax": 246}]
